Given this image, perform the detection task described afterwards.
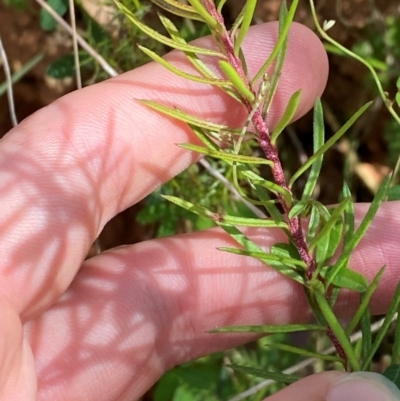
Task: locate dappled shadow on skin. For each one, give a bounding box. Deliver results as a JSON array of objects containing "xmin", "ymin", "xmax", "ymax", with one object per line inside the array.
[
  {"xmin": 0, "ymin": 99, "xmax": 164, "ymax": 319},
  {"xmin": 26, "ymin": 227, "xmax": 310, "ymax": 401}
]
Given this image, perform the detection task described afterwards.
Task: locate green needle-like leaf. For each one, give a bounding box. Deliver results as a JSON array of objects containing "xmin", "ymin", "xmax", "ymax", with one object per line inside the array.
[
  {"xmin": 162, "ymin": 196, "xmax": 287, "ymax": 229},
  {"xmin": 218, "ymin": 60, "xmax": 255, "ymax": 102},
  {"xmin": 307, "ymin": 205, "xmax": 321, "ymax": 242},
  {"xmin": 271, "ymin": 90, "xmax": 301, "ymax": 145},
  {"xmin": 117, "ymin": 1, "xmax": 221, "ymax": 56},
  {"xmin": 392, "ymin": 311, "xmax": 400, "ymax": 364},
  {"xmin": 219, "ymin": 215, "xmax": 288, "ymax": 228},
  {"xmin": 217, "ymin": 225, "xmax": 302, "ymax": 283},
  {"xmin": 346, "ymin": 267, "xmax": 385, "ymax": 335},
  {"xmin": 187, "ymin": 0, "xmax": 218, "ymax": 29},
  {"xmin": 219, "ymin": 247, "xmax": 307, "ymax": 269},
  {"xmin": 233, "ymin": 0, "xmax": 257, "ymax": 56},
  {"xmin": 315, "ymin": 291, "xmax": 361, "ymax": 371},
  {"xmin": 150, "ymin": 0, "xmax": 204, "ymax": 21},
  {"xmin": 301, "ymin": 98, "xmax": 324, "ymax": 199},
  {"xmin": 290, "ymin": 101, "xmax": 373, "ymax": 186},
  {"xmin": 252, "ymin": 0, "xmax": 299, "ymax": 84},
  {"xmin": 138, "ymin": 45, "xmax": 232, "ymax": 86},
  {"xmin": 342, "ymin": 182, "xmax": 355, "ymax": 246},
  {"xmin": 225, "ymin": 364, "xmax": 299, "ymax": 384},
  {"xmin": 362, "ymin": 278, "xmax": 400, "ymax": 370},
  {"xmin": 241, "ymin": 170, "xmax": 292, "ymax": 206},
  {"xmin": 309, "ymin": 197, "xmax": 350, "ymax": 251},
  {"xmin": 178, "ymin": 143, "xmax": 273, "ymax": 165},
  {"xmin": 210, "ymin": 323, "xmax": 326, "ymax": 334},
  {"xmin": 138, "ymin": 100, "xmax": 237, "ymax": 133},
  {"xmin": 266, "ymin": 343, "xmax": 344, "ymax": 363},
  {"xmin": 326, "ymin": 174, "xmax": 391, "ymax": 288}
]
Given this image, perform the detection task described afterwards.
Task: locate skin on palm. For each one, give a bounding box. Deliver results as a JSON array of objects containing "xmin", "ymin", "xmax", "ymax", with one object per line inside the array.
[{"xmin": 0, "ymin": 20, "xmax": 398, "ymax": 401}]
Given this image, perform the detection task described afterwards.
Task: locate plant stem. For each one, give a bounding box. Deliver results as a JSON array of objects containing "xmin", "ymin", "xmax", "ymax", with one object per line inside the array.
[{"xmin": 205, "ymin": 1, "xmax": 316, "ymax": 278}]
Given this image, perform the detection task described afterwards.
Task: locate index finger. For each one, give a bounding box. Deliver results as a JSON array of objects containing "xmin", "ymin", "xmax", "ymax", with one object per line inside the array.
[{"xmin": 0, "ymin": 22, "xmax": 328, "ymax": 319}]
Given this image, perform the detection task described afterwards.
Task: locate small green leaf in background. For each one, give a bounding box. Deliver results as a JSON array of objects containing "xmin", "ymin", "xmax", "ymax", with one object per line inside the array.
[
  {"xmin": 383, "ymin": 364, "xmax": 400, "ymax": 391},
  {"xmin": 40, "ymin": 0, "xmax": 68, "ymax": 31},
  {"xmin": 387, "ymin": 185, "xmax": 400, "ymax": 201},
  {"xmin": 46, "ymin": 53, "xmax": 92, "ymax": 79}
]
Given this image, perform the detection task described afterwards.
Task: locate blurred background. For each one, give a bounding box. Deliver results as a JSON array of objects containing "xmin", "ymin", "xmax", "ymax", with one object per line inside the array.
[{"xmin": 1, "ymin": 0, "xmax": 400, "ymax": 399}]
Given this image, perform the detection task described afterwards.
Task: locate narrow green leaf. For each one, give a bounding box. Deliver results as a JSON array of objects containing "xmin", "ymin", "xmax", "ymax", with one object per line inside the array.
[
  {"xmin": 187, "ymin": 0, "xmax": 218, "ymax": 29},
  {"xmin": 219, "ymin": 247, "xmax": 307, "ymax": 269},
  {"xmin": 396, "ymin": 92, "xmax": 400, "ymax": 108},
  {"xmin": 360, "ymin": 296, "xmax": 372, "ymax": 367},
  {"xmin": 392, "ymin": 309, "xmax": 400, "ymax": 364},
  {"xmin": 219, "ymin": 215, "xmax": 288, "ymax": 229},
  {"xmin": 346, "ymin": 267, "xmax": 385, "ymax": 335},
  {"xmin": 315, "ymin": 291, "xmax": 361, "ymax": 371},
  {"xmin": 327, "ymin": 174, "xmax": 391, "ymax": 288},
  {"xmin": 0, "ymin": 53, "xmax": 44, "ymax": 96},
  {"xmin": 382, "ymin": 364, "xmax": 400, "ymax": 391},
  {"xmin": 342, "ymin": 182, "xmax": 355, "ymax": 245},
  {"xmin": 117, "ymin": 2, "xmax": 221, "ymax": 55},
  {"xmin": 163, "ymin": 196, "xmax": 288, "ymax": 230},
  {"xmin": 288, "ymin": 200, "xmax": 310, "ymax": 219},
  {"xmin": 241, "ymin": 170, "xmax": 292, "ymax": 206},
  {"xmin": 138, "ymin": 45, "xmax": 232, "ymax": 86},
  {"xmin": 218, "ymin": 60, "xmax": 254, "ymax": 102},
  {"xmin": 178, "ymin": 143, "xmax": 273, "ymax": 165},
  {"xmin": 189, "ymin": 126, "xmax": 219, "ymax": 151},
  {"xmin": 329, "ymin": 267, "xmax": 368, "ymax": 292},
  {"xmin": 307, "ymin": 205, "xmax": 321, "ymax": 242},
  {"xmin": 233, "ymin": 0, "xmax": 257, "ymax": 56},
  {"xmin": 271, "ymin": 242, "xmax": 301, "ymax": 262},
  {"xmin": 290, "ymin": 101, "xmax": 373, "ymax": 187},
  {"xmin": 271, "ymin": 90, "xmax": 301, "ymax": 145},
  {"xmin": 302, "ymin": 98, "xmax": 324, "ymax": 199},
  {"xmin": 362, "ymin": 278, "xmax": 400, "ymax": 370},
  {"xmin": 217, "ymin": 225, "xmax": 302, "ymax": 283},
  {"xmin": 261, "ymin": 0, "xmax": 288, "ymax": 119},
  {"xmin": 309, "ymin": 197, "xmax": 350, "ymax": 251},
  {"xmin": 315, "ymin": 217, "xmax": 343, "ymax": 266},
  {"xmin": 210, "ymin": 323, "xmax": 326, "ymax": 334},
  {"xmin": 253, "ymin": 186, "xmax": 286, "ymax": 223},
  {"xmin": 225, "ymin": 364, "xmax": 299, "ymax": 384},
  {"xmin": 252, "ymin": 0, "xmax": 299, "ymax": 84},
  {"xmin": 138, "ymin": 100, "xmax": 236, "ymax": 133},
  {"xmin": 150, "ymin": 0, "xmax": 204, "ymax": 21},
  {"xmin": 266, "ymin": 343, "xmax": 344, "ymax": 363}
]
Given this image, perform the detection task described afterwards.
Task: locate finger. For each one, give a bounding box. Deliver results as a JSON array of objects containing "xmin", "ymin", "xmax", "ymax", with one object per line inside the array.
[
  {"xmin": 0, "ymin": 298, "xmax": 36, "ymax": 401},
  {"xmin": 265, "ymin": 371, "xmax": 400, "ymax": 401},
  {"xmin": 0, "ymin": 22, "xmax": 328, "ymax": 319},
  {"xmin": 25, "ymin": 201, "xmax": 400, "ymax": 401}
]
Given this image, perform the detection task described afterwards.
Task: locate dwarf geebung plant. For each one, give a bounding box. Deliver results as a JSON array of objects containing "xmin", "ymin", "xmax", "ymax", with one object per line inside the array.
[{"xmin": 117, "ymin": 0, "xmax": 400, "ymax": 393}]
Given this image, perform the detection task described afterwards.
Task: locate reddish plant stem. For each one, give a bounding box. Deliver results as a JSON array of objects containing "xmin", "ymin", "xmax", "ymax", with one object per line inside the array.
[
  {"xmin": 205, "ymin": 1, "xmax": 316, "ymax": 278},
  {"xmin": 327, "ymin": 327, "xmax": 348, "ymax": 368},
  {"xmin": 202, "ymin": 1, "xmax": 351, "ymax": 364}
]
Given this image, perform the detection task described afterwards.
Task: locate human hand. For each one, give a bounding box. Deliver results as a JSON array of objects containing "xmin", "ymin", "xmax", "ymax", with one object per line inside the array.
[{"xmin": 1, "ymin": 21, "xmax": 399, "ymax": 401}]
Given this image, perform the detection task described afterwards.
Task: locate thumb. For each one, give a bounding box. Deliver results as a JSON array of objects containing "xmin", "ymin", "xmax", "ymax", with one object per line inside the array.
[{"xmin": 265, "ymin": 371, "xmax": 400, "ymax": 401}]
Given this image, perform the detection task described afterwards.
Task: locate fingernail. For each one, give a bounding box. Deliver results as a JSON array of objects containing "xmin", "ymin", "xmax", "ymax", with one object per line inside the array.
[{"xmin": 327, "ymin": 372, "xmax": 400, "ymax": 401}]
